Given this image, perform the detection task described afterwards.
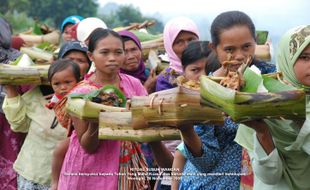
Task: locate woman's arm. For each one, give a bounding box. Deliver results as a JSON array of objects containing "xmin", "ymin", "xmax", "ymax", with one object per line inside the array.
[
  {"xmin": 243, "ymin": 120, "xmax": 275, "ymax": 155},
  {"xmin": 179, "ymin": 126, "xmax": 202, "ymax": 157},
  {"xmin": 171, "ymin": 150, "xmax": 186, "ymax": 190},
  {"xmin": 2, "ymin": 85, "xmax": 30, "ymax": 132},
  {"xmin": 148, "ymin": 141, "xmax": 174, "ymax": 168},
  {"xmin": 71, "ymin": 116, "xmax": 99, "ymax": 154},
  {"xmin": 144, "ymin": 69, "xmax": 157, "ymax": 94},
  {"xmin": 252, "ymin": 133, "xmax": 283, "ymax": 185}
]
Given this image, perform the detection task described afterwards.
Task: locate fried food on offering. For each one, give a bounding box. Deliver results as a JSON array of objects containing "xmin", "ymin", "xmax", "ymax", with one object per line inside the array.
[
  {"xmin": 91, "ymin": 91, "xmax": 124, "ymax": 107},
  {"xmin": 219, "ymin": 55, "xmax": 252, "ymax": 91},
  {"xmin": 176, "ymin": 75, "xmax": 200, "ymax": 90}
]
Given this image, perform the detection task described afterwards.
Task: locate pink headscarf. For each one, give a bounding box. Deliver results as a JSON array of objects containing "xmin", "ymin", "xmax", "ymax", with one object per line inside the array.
[{"xmin": 163, "ymin": 17, "xmax": 200, "ymax": 73}]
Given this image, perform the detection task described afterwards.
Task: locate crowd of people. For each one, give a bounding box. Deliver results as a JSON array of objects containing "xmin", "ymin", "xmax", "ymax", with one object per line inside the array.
[{"xmin": 0, "ymin": 10, "xmax": 310, "ymax": 190}]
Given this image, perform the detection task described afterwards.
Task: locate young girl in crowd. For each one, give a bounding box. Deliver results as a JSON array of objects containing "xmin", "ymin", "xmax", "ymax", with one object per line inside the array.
[
  {"xmin": 118, "ymin": 30, "xmax": 157, "ymax": 94},
  {"xmin": 57, "ymin": 28, "xmax": 149, "ymax": 190},
  {"xmin": 47, "ymin": 59, "xmax": 81, "ymax": 190},
  {"xmin": 3, "ymin": 70, "xmax": 67, "ymax": 189},
  {"xmin": 49, "ymin": 41, "xmax": 91, "ymax": 189},
  {"xmin": 171, "ymin": 40, "xmax": 211, "ymax": 190},
  {"xmin": 150, "ymin": 16, "xmax": 200, "ymax": 190},
  {"xmin": 236, "ymin": 25, "xmax": 310, "ymax": 190}
]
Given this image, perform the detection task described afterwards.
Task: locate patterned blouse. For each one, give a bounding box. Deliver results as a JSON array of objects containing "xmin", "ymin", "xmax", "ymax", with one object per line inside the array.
[{"xmin": 178, "ymin": 118, "xmax": 242, "ymax": 190}]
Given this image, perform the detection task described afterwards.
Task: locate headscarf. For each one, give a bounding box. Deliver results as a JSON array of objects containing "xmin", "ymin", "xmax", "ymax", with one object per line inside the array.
[
  {"xmin": 0, "ymin": 18, "xmax": 21, "ymax": 64},
  {"xmin": 118, "ymin": 30, "xmax": 147, "ymax": 83},
  {"xmin": 235, "ymin": 25, "xmax": 310, "ymax": 190},
  {"xmin": 277, "ymin": 25, "xmax": 310, "ymax": 90},
  {"xmin": 163, "ymin": 17, "xmax": 200, "ymax": 73}
]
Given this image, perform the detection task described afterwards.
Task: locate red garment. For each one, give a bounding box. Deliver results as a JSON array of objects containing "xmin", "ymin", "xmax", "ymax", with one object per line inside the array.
[
  {"xmin": 11, "ymin": 36, "xmax": 25, "ymax": 50},
  {"xmin": 240, "ymin": 148, "xmax": 254, "ymax": 190},
  {"xmin": 0, "ymin": 113, "xmax": 26, "ymax": 190}
]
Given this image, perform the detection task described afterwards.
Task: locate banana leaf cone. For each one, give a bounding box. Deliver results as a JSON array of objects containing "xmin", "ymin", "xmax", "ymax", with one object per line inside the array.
[
  {"xmin": 130, "ymin": 86, "xmax": 224, "ymax": 129},
  {"xmin": 98, "ymin": 111, "xmax": 181, "ymax": 142},
  {"xmin": 66, "ymin": 86, "xmax": 127, "ymax": 121},
  {"xmin": 200, "ymin": 69, "xmax": 306, "ymax": 122},
  {"xmin": 0, "ymin": 64, "xmax": 49, "ymax": 85}
]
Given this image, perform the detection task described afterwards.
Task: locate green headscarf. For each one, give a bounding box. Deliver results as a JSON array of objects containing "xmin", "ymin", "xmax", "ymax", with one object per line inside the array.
[
  {"xmin": 235, "ymin": 25, "xmax": 310, "ymax": 190},
  {"xmin": 276, "ymin": 25, "xmax": 310, "ymax": 90}
]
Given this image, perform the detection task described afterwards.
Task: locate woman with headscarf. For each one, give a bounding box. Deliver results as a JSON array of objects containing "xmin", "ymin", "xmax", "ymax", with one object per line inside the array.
[
  {"xmin": 155, "ymin": 16, "xmax": 200, "ymax": 92},
  {"xmin": 119, "ymin": 30, "xmax": 157, "ymax": 93},
  {"xmin": 0, "ymin": 18, "xmax": 26, "ymax": 190},
  {"xmin": 235, "ymin": 25, "xmax": 310, "ymax": 190}
]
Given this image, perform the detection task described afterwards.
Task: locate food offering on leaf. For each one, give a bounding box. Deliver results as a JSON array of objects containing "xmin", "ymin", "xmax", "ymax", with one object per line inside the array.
[
  {"xmin": 219, "ymin": 54, "xmax": 252, "ymax": 91},
  {"xmin": 66, "ymin": 85, "xmax": 127, "ymax": 120},
  {"xmin": 91, "ymin": 90, "xmax": 125, "ymax": 107},
  {"xmin": 70, "ymin": 85, "xmax": 127, "ymax": 108},
  {"xmin": 175, "ymin": 75, "xmax": 200, "ymax": 90}
]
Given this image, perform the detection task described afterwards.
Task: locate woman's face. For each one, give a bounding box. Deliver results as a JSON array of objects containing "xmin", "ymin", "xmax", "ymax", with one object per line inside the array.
[
  {"xmin": 294, "ymin": 44, "xmax": 310, "ymax": 86},
  {"xmin": 65, "ymin": 51, "xmax": 89, "ymax": 77},
  {"xmin": 215, "ymin": 25, "xmax": 256, "ymax": 70},
  {"xmin": 88, "ymin": 35, "xmax": 125, "ymax": 76},
  {"xmin": 184, "ymin": 58, "xmax": 207, "ymax": 81},
  {"xmin": 51, "ymin": 67, "xmax": 78, "ymax": 96},
  {"xmin": 62, "ymin": 24, "xmax": 74, "ymax": 42},
  {"xmin": 173, "ymin": 31, "xmax": 198, "ymax": 59},
  {"xmin": 122, "ymin": 40, "xmax": 142, "ymax": 71}
]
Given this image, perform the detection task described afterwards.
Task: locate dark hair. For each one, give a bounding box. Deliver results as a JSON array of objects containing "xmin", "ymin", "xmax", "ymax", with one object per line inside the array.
[
  {"xmin": 211, "ymin": 11, "xmax": 256, "ymax": 47},
  {"xmin": 58, "ymin": 41, "xmax": 91, "ymax": 64},
  {"xmin": 121, "ymin": 36, "xmax": 133, "ymax": 43},
  {"xmin": 205, "ymin": 51, "xmax": 221, "ymax": 74},
  {"xmin": 48, "ymin": 59, "xmax": 81, "ymax": 82},
  {"xmin": 88, "ymin": 28, "xmax": 124, "ymax": 53},
  {"xmin": 181, "ymin": 41, "xmax": 212, "ymax": 69}
]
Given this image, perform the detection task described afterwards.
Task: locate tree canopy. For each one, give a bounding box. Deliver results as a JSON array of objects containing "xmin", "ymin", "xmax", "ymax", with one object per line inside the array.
[{"xmin": 1, "ymin": 1, "xmax": 163, "ymax": 34}]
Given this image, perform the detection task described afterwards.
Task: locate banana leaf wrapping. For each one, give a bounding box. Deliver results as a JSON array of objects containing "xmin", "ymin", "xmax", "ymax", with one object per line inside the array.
[
  {"xmin": 98, "ymin": 111, "xmax": 181, "ymax": 142},
  {"xmin": 130, "ymin": 86, "xmax": 224, "ymax": 129},
  {"xmin": 200, "ymin": 69, "xmax": 306, "ymax": 122},
  {"xmin": 66, "ymin": 86, "xmax": 127, "ymax": 121},
  {"xmin": 0, "ymin": 64, "xmax": 49, "ymax": 85}
]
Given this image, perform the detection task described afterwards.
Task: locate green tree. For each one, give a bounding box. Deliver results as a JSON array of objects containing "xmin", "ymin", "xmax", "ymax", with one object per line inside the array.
[
  {"xmin": 100, "ymin": 4, "xmax": 163, "ymax": 34},
  {"xmin": 1, "ymin": 0, "xmax": 98, "ymax": 29}
]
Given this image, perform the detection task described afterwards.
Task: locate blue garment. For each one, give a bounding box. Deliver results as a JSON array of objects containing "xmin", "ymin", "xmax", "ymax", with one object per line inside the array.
[
  {"xmin": 252, "ymin": 60, "xmax": 276, "ymax": 74},
  {"xmin": 179, "ymin": 119, "xmax": 242, "ymax": 190},
  {"xmin": 155, "ymin": 67, "xmax": 181, "ymax": 91}
]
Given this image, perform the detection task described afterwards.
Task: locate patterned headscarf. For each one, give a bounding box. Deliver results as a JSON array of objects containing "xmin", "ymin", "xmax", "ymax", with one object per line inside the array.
[
  {"xmin": 0, "ymin": 18, "xmax": 21, "ymax": 64},
  {"xmin": 277, "ymin": 25, "xmax": 310, "ymax": 90},
  {"xmin": 118, "ymin": 30, "xmax": 147, "ymax": 83},
  {"xmin": 163, "ymin": 17, "xmax": 200, "ymax": 73}
]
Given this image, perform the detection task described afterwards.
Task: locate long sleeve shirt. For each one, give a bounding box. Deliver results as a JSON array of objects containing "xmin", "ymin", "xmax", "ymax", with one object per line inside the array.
[{"xmin": 2, "ymin": 87, "xmax": 66, "ymax": 185}]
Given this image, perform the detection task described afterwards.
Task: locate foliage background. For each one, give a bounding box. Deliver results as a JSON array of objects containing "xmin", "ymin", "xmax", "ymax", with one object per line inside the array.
[{"xmin": 0, "ymin": 0, "xmax": 163, "ymax": 34}]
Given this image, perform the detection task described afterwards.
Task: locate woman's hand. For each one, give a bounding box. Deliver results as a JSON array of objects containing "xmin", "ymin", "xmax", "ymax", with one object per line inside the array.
[
  {"xmin": 3, "ymin": 85, "xmax": 19, "ymax": 98},
  {"xmin": 71, "ymin": 116, "xmax": 99, "ymax": 154},
  {"xmin": 242, "ymin": 119, "xmax": 275, "ymax": 155},
  {"xmin": 144, "ymin": 69, "xmax": 158, "ymax": 94}
]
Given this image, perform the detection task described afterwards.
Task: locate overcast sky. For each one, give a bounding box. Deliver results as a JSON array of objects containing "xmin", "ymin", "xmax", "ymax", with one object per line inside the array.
[{"xmin": 98, "ymin": 0, "xmax": 309, "ymax": 57}]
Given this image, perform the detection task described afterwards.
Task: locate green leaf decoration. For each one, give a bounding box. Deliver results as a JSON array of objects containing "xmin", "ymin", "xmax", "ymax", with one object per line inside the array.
[
  {"xmin": 69, "ymin": 85, "xmax": 127, "ymax": 107},
  {"xmin": 33, "ymin": 22, "xmax": 43, "ymax": 35}
]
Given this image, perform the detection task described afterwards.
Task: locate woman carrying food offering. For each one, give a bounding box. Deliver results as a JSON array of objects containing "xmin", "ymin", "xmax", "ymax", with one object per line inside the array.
[
  {"xmin": 235, "ymin": 25, "xmax": 310, "ymax": 190},
  {"xmin": 57, "ymin": 28, "xmax": 149, "ymax": 190},
  {"xmin": 171, "ymin": 40, "xmax": 211, "ymax": 190}
]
